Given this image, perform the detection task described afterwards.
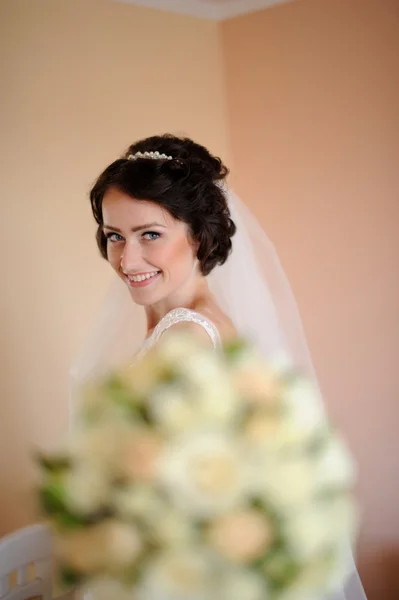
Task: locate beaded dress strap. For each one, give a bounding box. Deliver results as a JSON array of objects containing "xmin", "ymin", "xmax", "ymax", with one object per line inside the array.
[
  {"xmin": 136, "ymin": 308, "xmax": 222, "ymax": 360},
  {"xmin": 151, "ymin": 308, "xmax": 221, "ymax": 349}
]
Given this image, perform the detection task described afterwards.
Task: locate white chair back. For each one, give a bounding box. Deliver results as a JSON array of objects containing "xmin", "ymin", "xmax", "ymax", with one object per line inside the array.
[{"xmin": 0, "ymin": 524, "xmax": 52, "ymax": 600}]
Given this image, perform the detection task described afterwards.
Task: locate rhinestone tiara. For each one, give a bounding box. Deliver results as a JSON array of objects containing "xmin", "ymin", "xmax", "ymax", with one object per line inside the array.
[{"xmin": 127, "ymin": 150, "xmax": 173, "ymax": 161}]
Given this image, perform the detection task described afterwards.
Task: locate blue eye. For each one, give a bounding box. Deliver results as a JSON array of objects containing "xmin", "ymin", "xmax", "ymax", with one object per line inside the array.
[
  {"xmin": 106, "ymin": 232, "xmax": 124, "ymax": 243},
  {"xmin": 142, "ymin": 231, "xmax": 161, "ymax": 241}
]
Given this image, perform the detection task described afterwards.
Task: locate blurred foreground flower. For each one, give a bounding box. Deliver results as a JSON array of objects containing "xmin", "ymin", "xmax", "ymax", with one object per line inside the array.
[{"xmin": 37, "ymin": 334, "xmax": 358, "ymax": 600}]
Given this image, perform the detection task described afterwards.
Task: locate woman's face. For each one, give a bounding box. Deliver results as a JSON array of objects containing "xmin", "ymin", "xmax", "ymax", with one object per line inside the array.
[{"xmin": 102, "ymin": 187, "xmax": 199, "ymax": 306}]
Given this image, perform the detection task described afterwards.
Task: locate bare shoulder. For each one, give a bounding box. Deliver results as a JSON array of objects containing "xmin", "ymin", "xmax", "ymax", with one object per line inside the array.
[{"xmin": 193, "ymin": 302, "xmax": 237, "ymax": 344}]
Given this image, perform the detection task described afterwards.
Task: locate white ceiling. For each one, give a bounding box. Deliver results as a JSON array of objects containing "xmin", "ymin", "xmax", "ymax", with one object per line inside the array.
[{"xmin": 115, "ymin": 0, "xmax": 295, "ymax": 21}]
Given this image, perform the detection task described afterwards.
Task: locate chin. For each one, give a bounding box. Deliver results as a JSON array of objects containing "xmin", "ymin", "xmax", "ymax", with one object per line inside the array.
[{"xmin": 128, "ymin": 287, "xmax": 164, "ymax": 307}]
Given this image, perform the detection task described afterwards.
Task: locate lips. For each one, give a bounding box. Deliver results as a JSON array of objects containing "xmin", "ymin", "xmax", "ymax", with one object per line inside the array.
[
  {"xmin": 125, "ymin": 270, "xmax": 161, "ymax": 288},
  {"xmin": 128, "ymin": 271, "xmax": 160, "ymax": 283}
]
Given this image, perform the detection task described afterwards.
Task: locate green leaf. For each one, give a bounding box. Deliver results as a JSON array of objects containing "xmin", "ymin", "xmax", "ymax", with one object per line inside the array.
[
  {"xmin": 263, "ymin": 550, "xmax": 300, "ymax": 588},
  {"xmin": 35, "ymin": 451, "xmax": 71, "ymax": 473},
  {"xmin": 104, "ymin": 375, "xmax": 138, "ymax": 414},
  {"xmin": 223, "ymin": 338, "xmax": 247, "ymax": 360},
  {"xmin": 59, "ymin": 565, "xmax": 84, "ymax": 588},
  {"xmin": 54, "ymin": 511, "xmax": 88, "ymax": 530},
  {"xmin": 39, "ymin": 482, "xmax": 67, "ymax": 515},
  {"xmin": 38, "ymin": 483, "xmax": 88, "ymax": 530},
  {"xmin": 160, "ymin": 366, "xmax": 179, "ymax": 385}
]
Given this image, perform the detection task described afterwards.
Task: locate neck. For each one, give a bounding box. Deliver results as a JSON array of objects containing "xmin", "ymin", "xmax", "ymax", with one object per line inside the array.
[{"xmin": 145, "ymin": 274, "xmax": 209, "ymax": 332}]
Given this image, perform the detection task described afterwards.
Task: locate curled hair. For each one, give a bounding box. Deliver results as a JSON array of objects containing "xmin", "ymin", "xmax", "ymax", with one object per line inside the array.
[{"xmin": 90, "ymin": 134, "xmax": 236, "ymax": 276}]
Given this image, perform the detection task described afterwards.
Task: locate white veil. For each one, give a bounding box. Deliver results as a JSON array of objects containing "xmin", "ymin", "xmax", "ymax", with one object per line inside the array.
[{"xmin": 69, "ymin": 188, "xmax": 367, "ymax": 600}]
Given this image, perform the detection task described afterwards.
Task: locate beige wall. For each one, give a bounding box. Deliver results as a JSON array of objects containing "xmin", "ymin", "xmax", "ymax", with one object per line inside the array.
[
  {"xmin": 2, "ymin": 0, "xmax": 398, "ymax": 596},
  {"xmin": 0, "ymin": 0, "xmax": 228, "ymax": 533},
  {"xmin": 221, "ymin": 0, "xmax": 399, "ymax": 597}
]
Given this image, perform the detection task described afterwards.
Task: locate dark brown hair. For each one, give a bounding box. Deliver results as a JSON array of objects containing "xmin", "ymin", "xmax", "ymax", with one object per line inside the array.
[{"xmin": 89, "ymin": 134, "xmax": 236, "ymax": 276}]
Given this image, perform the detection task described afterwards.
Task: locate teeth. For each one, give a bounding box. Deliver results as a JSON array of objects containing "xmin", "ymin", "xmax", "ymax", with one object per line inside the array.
[{"xmin": 129, "ymin": 271, "xmax": 159, "ymax": 283}]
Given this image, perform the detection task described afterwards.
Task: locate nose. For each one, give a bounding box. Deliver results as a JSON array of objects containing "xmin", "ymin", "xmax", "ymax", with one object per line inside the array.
[{"xmin": 120, "ymin": 239, "xmax": 142, "ymax": 273}]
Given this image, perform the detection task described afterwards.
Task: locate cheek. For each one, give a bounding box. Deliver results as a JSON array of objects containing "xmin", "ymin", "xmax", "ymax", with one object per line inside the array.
[
  {"xmin": 106, "ymin": 243, "xmax": 122, "ymax": 270},
  {"xmin": 160, "ymin": 236, "xmax": 195, "ymax": 274}
]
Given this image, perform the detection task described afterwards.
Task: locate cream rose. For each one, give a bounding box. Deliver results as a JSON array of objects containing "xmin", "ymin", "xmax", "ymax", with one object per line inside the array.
[
  {"xmin": 234, "ymin": 362, "xmax": 282, "ymax": 406},
  {"xmin": 113, "ymin": 484, "xmax": 165, "ymax": 521},
  {"xmin": 119, "ymin": 429, "xmax": 163, "ymax": 482},
  {"xmin": 219, "ymin": 569, "xmax": 268, "ymax": 600},
  {"xmin": 150, "ymin": 385, "xmax": 199, "ymax": 434},
  {"xmin": 243, "ymin": 410, "xmax": 290, "ymax": 450},
  {"xmin": 89, "ymin": 577, "xmax": 136, "ymax": 600},
  {"xmin": 158, "ymin": 431, "xmax": 249, "ymax": 518},
  {"xmin": 139, "ymin": 550, "xmax": 214, "ymax": 600},
  {"xmin": 259, "ymin": 456, "xmax": 316, "ymax": 512},
  {"xmin": 153, "ymin": 509, "xmax": 196, "ymax": 547},
  {"xmin": 176, "ymin": 351, "xmax": 240, "ymax": 426},
  {"xmin": 209, "ymin": 509, "xmax": 274, "ymax": 563},
  {"xmin": 56, "ymin": 520, "xmax": 141, "ymax": 573}
]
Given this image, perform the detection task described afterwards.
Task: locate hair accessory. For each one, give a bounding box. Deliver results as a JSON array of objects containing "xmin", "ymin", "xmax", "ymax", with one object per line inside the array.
[{"xmin": 127, "ymin": 151, "xmax": 173, "ymax": 161}]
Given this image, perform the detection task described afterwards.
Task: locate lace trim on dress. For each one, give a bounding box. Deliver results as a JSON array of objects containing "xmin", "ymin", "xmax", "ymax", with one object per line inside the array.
[{"xmin": 136, "ymin": 307, "xmax": 222, "ymax": 359}]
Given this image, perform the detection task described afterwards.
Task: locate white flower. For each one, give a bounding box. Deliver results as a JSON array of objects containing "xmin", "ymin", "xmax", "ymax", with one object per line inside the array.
[
  {"xmin": 243, "ymin": 410, "xmax": 305, "ymax": 455},
  {"xmin": 153, "ymin": 510, "xmax": 197, "ymax": 548},
  {"xmin": 150, "ymin": 385, "xmax": 200, "ymax": 434},
  {"xmin": 276, "ymin": 566, "xmax": 325, "ymax": 600},
  {"xmin": 259, "ymin": 456, "xmax": 317, "ymax": 513},
  {"xmin": 65, "ymin": 465, "xmax": 110, "ymax": 515},
  {"xmin": 177, "ymin": 351, "xmax": 240, "ymax": 426},
  {"xmin": 277, "ymin": 546, "xmax": 353, "ymax": 600},
  {"xmin": 139, "ymin": 550, "xmax": 215, "ymax": 600},
  {"xmin": 180, "ymin": 350, "xmax": 224, "ymax": 385},
  {"xmin": 156, "ymin": 332, "xmax": 200, "ymax": 365},
  {"xmin": 324, "ymin": 541, "xmax": 354, "ymax": 594},
  {"xmin": 219, "ymin": 569, "xmax": 269, "ymax": 600},
  {"xmin": 158, "ymin": 430, "xmax": 250, "ymax": 518},
  {"xmin": 113, "ymin": 485, "xmax": 166, "ymax": 521},
  {"xmin": 284, "ymin": 378, "xmax": 326, "ymax": 437},
  {"xmin": 55, "ymin": 520, "xmax": 142, "ymax": 573},
  {"xmin": 284, "ymin": 498, "xmax": 357, "ymax": 560},
  {"xmin": 316, "ymin": 436, "xmax": 355, "ymax": 489},
  {"xmin": 284, "ymin": 506, "xmax": 330, "ymax": 561},
  {"xmin": 194, "ymin": 376, "xmax": 239, "ymax": 426},
  {"xmin": 157, "ymin": 335, "xmax": 240, "ymax": 426},
  {"xmin": 88, "ymin": 577, "xmax": 136, "ymax": 600}
]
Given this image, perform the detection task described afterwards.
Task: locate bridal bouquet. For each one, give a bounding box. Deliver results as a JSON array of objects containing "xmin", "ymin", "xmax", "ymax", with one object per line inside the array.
[{"xmin": 37, "ymin": 334, "xmax": 358, "ymax": 600}]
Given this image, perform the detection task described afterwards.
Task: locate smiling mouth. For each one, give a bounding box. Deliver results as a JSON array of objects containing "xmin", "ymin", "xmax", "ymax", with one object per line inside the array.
[{"xmin": 125, "ymin": 270, "xmax": 161, "ymax": 288}]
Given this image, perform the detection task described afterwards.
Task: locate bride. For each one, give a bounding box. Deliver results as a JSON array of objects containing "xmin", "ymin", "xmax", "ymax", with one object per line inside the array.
[
  {"xmin": 72, "ymin": 133, "xmax": 367, "ymax": 600},
  {"xmin": 89, "ymin": 134, "xmax": 237, "ymax": 353}
]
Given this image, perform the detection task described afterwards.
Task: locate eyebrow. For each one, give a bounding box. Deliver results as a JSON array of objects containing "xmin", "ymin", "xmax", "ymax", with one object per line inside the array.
[{"xmin": 103, "ymin": 222, "xmax": 166, "ymax": 233}]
